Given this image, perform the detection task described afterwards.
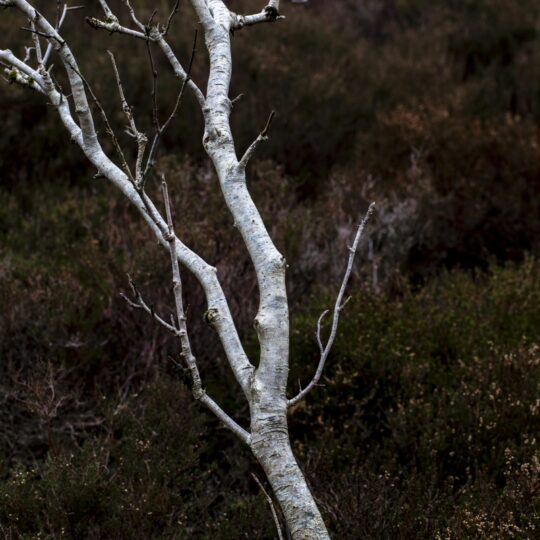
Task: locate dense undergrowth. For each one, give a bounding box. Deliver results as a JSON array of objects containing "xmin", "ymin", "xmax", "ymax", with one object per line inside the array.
[
  {"xmin": 1, "ymin": 254, "xmax": 539, "ymax": 538},
  {"xmin": 1, "ymin": 0, "xmax": 540, "ymax": 538}
]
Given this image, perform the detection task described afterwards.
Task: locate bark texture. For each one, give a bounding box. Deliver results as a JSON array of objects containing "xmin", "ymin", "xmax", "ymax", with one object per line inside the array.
[
  {"xmin": 251, "ymin": 408, "xmax": 329, "ymax": 539},
  {"xmin": 193, "ymin": 4, "xmax": 330, "ymax": 536}
]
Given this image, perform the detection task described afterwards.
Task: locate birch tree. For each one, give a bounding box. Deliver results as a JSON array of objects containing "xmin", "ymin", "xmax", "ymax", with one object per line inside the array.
[{"xmin": 0, "ymin": 1, "xmax": 373, "ymax": 537}]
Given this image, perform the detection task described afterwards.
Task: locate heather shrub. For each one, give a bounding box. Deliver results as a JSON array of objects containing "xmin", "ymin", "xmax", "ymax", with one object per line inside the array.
[
  {"xmin": 1, "ymin": 259, "xmax": 539, "ymax": 538},
  {"xmin": 0, "ymin": 378, "xmax": 273, "ymax": 538},
  {"xmin": 288, "ymin": 260, "xmax": 540, "ymax": 538},
  {"xmin": 2, "ymin": 0, "xmax": 540, "ymax": 274}
]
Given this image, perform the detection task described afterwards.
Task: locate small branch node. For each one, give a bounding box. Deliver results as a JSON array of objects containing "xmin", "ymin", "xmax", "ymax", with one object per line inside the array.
[{"xmin": 239, "ymin": 110, "xmax": 276, "ymax": 169}]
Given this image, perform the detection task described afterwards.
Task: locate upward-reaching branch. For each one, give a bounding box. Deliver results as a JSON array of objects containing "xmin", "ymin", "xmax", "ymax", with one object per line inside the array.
[
  {"xmin": 143, "ymin": 30, "xmax": 198, "ymax": 182},
  {"xmin": 239, "ymin": 110, "xmax": 275, "ymax": 169},
  {"xmin": 163, "ymin": 0, "xmax": 180, "ymax": 36},
  {"xmin": 288, "ymin": 203, "xmax": 376, "ymax": 407},
  {"xmin": 13, "ymin": 1, "xmax": 99, "ymax": 149},
  {"xmin": 160, "ymin": 180, "xmax": 251, "ymax": 445},
  {"xmin": 108, "ymin": 51, "xmax": 148, "ymax": 188}
]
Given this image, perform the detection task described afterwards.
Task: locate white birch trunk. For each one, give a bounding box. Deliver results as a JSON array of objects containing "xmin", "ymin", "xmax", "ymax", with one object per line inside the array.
[
  {"xmin": 250, "ymin": 402, "xmax": 328, "ymax": 538},
  {"xmin": 194, "ymin": 3, "xmax": 329, "ymax": 536}
]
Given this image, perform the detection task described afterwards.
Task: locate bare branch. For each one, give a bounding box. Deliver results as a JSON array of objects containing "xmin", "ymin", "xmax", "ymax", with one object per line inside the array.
[
  {"xmin": 85, "ymin": 16, "xmax": 147, "ymax": 40},
  {"xmin": 14, "ymin": 0, "xmax": 101, "ymax": 153},
  {"xmin": 43, "ymin": 3, "xmax": 64, "ymax": 64},
  {"xmin": 231, "ymin": 2, "xmax": 285, "ymax": 31},
  {"xmin": 251, "ymin": 473, "xmax": 285, "ymax": 540},
  {"xmin": 315, "ymin": 309, "xmax": 330, "ymax": 355},
  {"xmin": 68, "ymin": 60, "xmax": 135, "ymax": 183},
  {"xmin": 85, "ymin": 6, "xmax": 147, "ymax": 41},
  {"xmin": 231, "ymin": 92, "xmax": 244, "ymax": 107},
  {"xmin": 161, "ymin": 180, "xmax": 251, "ymax": 445},
  {"xmin": 0, "ymin": 48, "xmax": 45, "ymax": 91},
  {"xmin": 288, "ymin": 202, "xmax": 376, "ymax": 407},
  {"xmin": 29, "ymin": 17, "xmax": 43, "ymax": 65},
  {"xmin": 155, "ymin": 33, "xmax": 205, "ymax": 107},
  {"xmin": 120, "ymin": 276, "xmax": 179, "ymax": 336},
  {"xmin": 97, "ymin": 0, "xmax": 116, "ymax": 21},
  {"xmin": 163, "ymin": 0, "xmax": 180, "ymax": 36},
  {"xmin": 146, "ymin": 39, "xmax": 160, "ymax": 132},
  {"xmin": 121, "ymin": 270, "xmax": 253, "ymax": 443},
  {"xmin": 199, "ymin": 393, "xmax": 251, "ymax": 444},
  {"xmin": 239, "ymin": 110, "xmax": 275, "ymax": 170},
  {"xmin": 42, "ymin": 4, "xmax": 84, "ymax": 66},
  {"xmin": 108, "ymin": 50, "xmax": 148, "ymax": 187},
  {"xmin": 122, "ymin": 0, "xmax": 146, "ymax": 32},
  {"xmin": 143, "ymin": 31, "xmax": 198, "ymax": 181}
]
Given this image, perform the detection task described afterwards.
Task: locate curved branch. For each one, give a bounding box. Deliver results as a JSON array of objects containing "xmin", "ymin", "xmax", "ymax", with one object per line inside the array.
[
  {"xmin": 288, "ymin": 203, "xmax": 376, "ymax": 407},
  {"xmin": 239, "ymin": 110, "xmax": 275, "ymax": 170},
  {"xmin": 13, "ymin": 0, "xmax": 100, "ymax": 151}
]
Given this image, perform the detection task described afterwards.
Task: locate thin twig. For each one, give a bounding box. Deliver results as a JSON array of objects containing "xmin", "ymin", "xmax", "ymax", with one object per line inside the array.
[
  {"xmin": 288, "ymin": 203, "xmax": 376, "ymax": 407},
  {"xmin": 122, "ymin": 0, "xmax": 146, "ymax": 32},
  {"xmin": 239, "ymin": 110, "xmax": 275, "ymax": 169},
  {"xmin": 251, "ymin": 473, "xmax": 285, "ymax": 540},
  {"xmin": 30, "ymin": 17, "xmax": 43, "ymax": 65},
  {"xmin": 146, "ymin": 39, "xmax": 160, "ymax": 132},
  {"xmin": 143, "ymin": 30, "xmax": 198, "ymax": 181},
  {"xmin": 43, "ymin": 4, "xmax": 83, "ymax": 65},
  {"xmin": 97, "ymin": 0, "xmax": 116, "ymax": 21},
  {"xmin": 163, "ymin": 0, "xmax": 180, "ymax": 36},
  {"xmin": 108, "ymin": 50, "xmax": 148, "ymax": 187},
  {"xmin": 120, "ymin": 275, "xmax": 179, "ymax": 335},
  {"xmin": 146, "ymin": 9, "xmax": 158, "ymax": 31}
]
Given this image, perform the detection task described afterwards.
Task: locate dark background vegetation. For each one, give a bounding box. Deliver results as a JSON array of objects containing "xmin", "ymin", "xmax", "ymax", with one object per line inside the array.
[{"xmin": 1, "ymin": 0, "xmax": 539, "ymax": 538}]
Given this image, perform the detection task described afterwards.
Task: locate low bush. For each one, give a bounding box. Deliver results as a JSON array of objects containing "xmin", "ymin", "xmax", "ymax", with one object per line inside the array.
[{"xmin": 1, "ymin": 258, "xmax": 539, "ymax": 538}]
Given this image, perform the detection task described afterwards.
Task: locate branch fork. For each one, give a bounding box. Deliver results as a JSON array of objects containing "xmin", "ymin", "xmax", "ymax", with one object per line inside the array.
[{"xmin": 239, "ymin": 110, "xmax": 275, "ymax": 169}]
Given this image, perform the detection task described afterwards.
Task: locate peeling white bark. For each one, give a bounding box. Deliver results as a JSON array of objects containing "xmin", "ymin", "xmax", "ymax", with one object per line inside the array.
[
  {"xmin": 1, "ymin": 2, "xmax": 372, "ymax": 538},
  {"xmin": 178, "ymin": 3, "xmax": 329, "ymax": 537}
]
